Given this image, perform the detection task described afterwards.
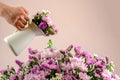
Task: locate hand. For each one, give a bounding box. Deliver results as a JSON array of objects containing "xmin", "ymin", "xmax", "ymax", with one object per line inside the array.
[{"xmin": 1, "ymin": 4, "xmax": 29, "ymax": 31}]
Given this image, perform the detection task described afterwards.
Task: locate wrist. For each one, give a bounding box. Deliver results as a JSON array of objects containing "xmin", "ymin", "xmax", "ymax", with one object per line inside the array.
[
  {"xmin": 0, "ymin": 2, "xmax": 11, "ymax": 17},
  {"xmin": 0, "ymin": 2, "xmax": 5, "ymax": 16}
]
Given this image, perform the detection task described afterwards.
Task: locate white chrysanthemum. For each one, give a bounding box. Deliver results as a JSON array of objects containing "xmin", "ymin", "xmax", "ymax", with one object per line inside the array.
[
  {"xmin": 70, "ymin": 57, "xmax": 88, "ymax": 72},
  {"xmin": 79, "ymin": 72, "xmax": 91, "ymax": 80},
  {"xmin": 50, "ymin": 73, "xmax": 62, "ymax": 80}
]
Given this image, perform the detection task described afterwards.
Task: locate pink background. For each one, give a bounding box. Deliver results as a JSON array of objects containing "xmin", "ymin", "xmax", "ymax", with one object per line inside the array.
[{"xmin": 0, "ymin": 0, "xmax": 120, "ymax": 75}]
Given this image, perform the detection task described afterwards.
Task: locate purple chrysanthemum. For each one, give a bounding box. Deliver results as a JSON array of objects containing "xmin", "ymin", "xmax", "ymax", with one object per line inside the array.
[{"xmin": 39, "ymin": 21, "xmax": 47, "ymax": 30}]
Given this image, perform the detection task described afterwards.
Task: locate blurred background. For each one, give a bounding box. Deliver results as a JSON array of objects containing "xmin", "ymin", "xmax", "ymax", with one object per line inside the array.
[{"xmin": 0, "ymin": 0, "xmax": 120, "ymax": 75}]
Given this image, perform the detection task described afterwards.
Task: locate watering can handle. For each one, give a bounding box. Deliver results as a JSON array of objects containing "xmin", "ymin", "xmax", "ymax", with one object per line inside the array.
[
  {"xmin": 14, "ymin": 19, "xmax": 30, "ymax": 32},
  {"xmin": 14, "ymin": 19, "xmax": 45, "ymax": 36}
]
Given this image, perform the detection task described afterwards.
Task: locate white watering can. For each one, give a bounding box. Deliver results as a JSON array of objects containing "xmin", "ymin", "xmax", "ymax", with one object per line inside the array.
[{"xmin": 4, "ymin": 22, "xmax": 45, "ymax": 56}]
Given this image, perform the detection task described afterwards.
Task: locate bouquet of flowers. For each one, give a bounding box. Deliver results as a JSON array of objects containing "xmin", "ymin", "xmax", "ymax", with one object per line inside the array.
[
  {"xmin": 32, "ymin": 10, "xmax": 57, "ymax": 36},
  {"xmin": 0, "ymin": 40, "xmax": 119, "ymax": 80}
]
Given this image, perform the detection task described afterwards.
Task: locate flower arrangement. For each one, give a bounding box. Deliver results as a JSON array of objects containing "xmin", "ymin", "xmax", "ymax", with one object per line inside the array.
[
  {"xmin": 0, "ymin": 40, "xmax": 119, "ymax": 80},
  {"xmin": 32, "ymin": 10, "xmax": 57, "ymax": 36}
]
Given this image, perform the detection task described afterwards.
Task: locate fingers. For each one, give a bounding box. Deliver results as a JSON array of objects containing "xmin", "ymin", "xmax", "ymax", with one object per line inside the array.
[
  {"xmin": 18, "ymin": 16, "xmax": 27, "ymax": 25},
  {"xmin": 15, "ymin": 16, "xmax": 28, "ymax": 31},
  {"xmin": 21, "ymin": 7, "xmax": 28, "ymax": 15},
  {"xmin": 18, "ymin": 20, "xmax": 25, "ymax": 28},
  {"xmin": 12, "ymin": 7, "xmax": 29, "ymax": 31},
  {"xmin": 20, "ymin": 7, "xmax": 29, "ymax": 21},
  {"xmin": 17, "ymin": 25, "xmax": 23, "ymax": 31},
  {"xmin": 15, "ymin": 20, "xmax": 25, "ymax": 31},
  {"xmin": 16, "ymin": 7, "xmax": 29, "ymax": 31},
  {"xmin": 22, "ymin": 12, "xmax": 29, "ymax": 21}
]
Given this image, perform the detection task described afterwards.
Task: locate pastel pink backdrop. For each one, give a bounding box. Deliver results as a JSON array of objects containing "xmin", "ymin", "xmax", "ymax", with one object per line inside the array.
[{"xmin": 0, "ymin": 0, "xmax": 120, "ymax": 75}]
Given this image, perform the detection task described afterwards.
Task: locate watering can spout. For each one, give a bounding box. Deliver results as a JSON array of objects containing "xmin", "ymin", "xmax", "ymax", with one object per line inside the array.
[{"xmin": 4, "ymin": 22, "xmax": 45, "ymax": 56}]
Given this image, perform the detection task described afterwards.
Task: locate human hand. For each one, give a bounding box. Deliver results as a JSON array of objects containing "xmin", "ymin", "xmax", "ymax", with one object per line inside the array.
[{"xmin": 1, "ymin": 5, "xmax": 29, "ymax": 31}]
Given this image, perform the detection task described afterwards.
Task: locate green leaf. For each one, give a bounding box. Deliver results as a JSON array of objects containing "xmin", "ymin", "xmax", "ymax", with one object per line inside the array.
[
  {"xmin": 66, "ymin": 45, "xmax": 73, "ymax": 52},
  {"xmin": 91, "ymin": 76, "xmax": 99, "ymax": 80},
  {"xmin": 106, "ymin": 61, "xmax": 114, "ymax": 72},
  {"xmin": 46, "ymin": 39, "xmax": 53, "ymax": 49},
  {"xmin": 75, "ymin": 68, "xmax": 81, "ymax": 73},
  {"xmin": 45, "ymin": 69, "xmax": 56, "ymax": 79},
  {"xmin": 29, "ymin": 62, "xmax": 37, "ymax": 68},
  {"xmin": 47, "ymin": 27, "xmax": 54, "ymax": 35},
  {"xmin": 68, "ymin": 53, "xmax": 73, "ymax": 58}
]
